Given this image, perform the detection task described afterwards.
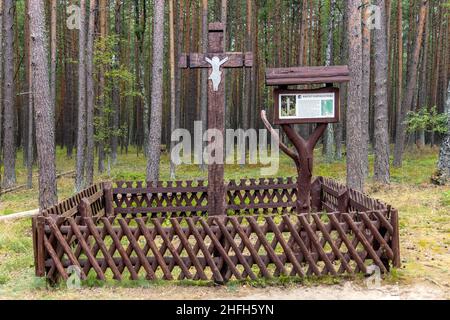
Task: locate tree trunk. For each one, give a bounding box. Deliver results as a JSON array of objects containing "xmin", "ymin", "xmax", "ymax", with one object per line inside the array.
[
  {"xmin": 2, "ymin": 0, "xmax": 16, "ymax": 189},
  {"xmin": 199, "ymin": 0, "xmax": 208, "ymax": 168},
  {"xmin": 146, "ymin": 0, "xmax": 165, "ymax": 181},
  {"xmin": 437, "ymin": 81, "xmax": 450, "ymax": 181},
  {"xmin": 393, "ymin": 0, "xmax": 428, "ymax": 167},
  {"xmin": 50, "ymin": 0, "xmax": 57, "ymax": 109},
  {"xmin": 169, "ymin": 0, "xmax": 177, "ymax": 179},
  {"xmin": 361, "ymin": 0, "xmax": 371, "ymax": 178},
  {"xmin": 335, "ymin": 4, "xmax": 348, "ymax": 160},
  {"xmin": 111, "ymin": 0, "xmax": 122, "ymax": 164},
  {"xmin": 346, "ymin": 0, "xmax": 364, "ymax": 191},
  {"xmin": 85, "ymin": 0, "xmax": 96, "ymax": 186},
  {"xmin": 417, "ymin": 7, "xmax": 429, "ymax": 147},
  {"xmin": 75, "ymin": 0, "xmax": 87, "ymax": 191},
  {"xmin": 25, "ymin": 0, "xmax": 32, "ymax": 189},
  {"xmin": 298, "ymin": 0, "xmax": 308, "ymax": 66},
  {"xmin": 397, "ymin": 0, "xmax": 404, "ymax": 142},
  {"xmin": 0, "ymin": 0, "xmax": 3, "ymax": 186},
  {"xmin": 373, "ymin": 0, "xmax": 390, "ymax": 184},
  {"xmin": 243, "ymin": 0, "xmax": 252, "ymax": 131},
  {"xmin": 28, "ymin": 0, "xmax": 58, "ymax": 209},
  {"xmin": 323, "ymin": 0, "xmax": 336, "ymax": 161},
  {"xmin": 98, "ymin": 0, "xmax": 108, "ymax": 172}
]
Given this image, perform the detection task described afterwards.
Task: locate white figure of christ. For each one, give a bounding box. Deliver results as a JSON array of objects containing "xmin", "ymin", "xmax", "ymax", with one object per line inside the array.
[{"xmin": 205, "ymin": 56, "xmax": 229, "ymax": 91}]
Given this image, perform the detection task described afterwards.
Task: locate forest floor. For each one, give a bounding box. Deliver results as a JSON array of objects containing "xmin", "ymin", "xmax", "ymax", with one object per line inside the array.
[{"xmin": 0, "ymin": 146, "xmax": 449, "ymax": 300}]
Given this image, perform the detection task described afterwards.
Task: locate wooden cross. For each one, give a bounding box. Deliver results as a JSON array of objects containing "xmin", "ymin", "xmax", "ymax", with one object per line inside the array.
[{"xmin": 180, "ymin": 22, "xmax": 253, "ymax": 216}]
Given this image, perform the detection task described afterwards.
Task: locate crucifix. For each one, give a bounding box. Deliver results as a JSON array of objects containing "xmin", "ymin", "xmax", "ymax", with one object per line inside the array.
[{"xmin": 180, "ymin": 22, "xmax": 253, "ymax": 216}]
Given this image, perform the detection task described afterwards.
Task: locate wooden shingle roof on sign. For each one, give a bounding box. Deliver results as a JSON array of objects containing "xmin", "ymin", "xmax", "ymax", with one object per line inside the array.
[{"xmin": 265, "ymin": 65, "xmax": 350, "ymax": 86}]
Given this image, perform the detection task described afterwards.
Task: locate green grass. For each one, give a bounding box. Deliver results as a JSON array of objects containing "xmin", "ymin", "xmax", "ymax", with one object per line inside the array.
[{"xmin": 0, "ymin": 145, "xmax": 449, "ymax": 298}]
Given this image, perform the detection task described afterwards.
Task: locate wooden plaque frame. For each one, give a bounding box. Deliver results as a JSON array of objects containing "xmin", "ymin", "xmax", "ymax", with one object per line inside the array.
[{"xmin": 273, "ymin": 87, "xmax": 340, "ymax": 125}]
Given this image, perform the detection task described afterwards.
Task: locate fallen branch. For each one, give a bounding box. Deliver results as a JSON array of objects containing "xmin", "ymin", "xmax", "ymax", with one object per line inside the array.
[
  {"xmin": 0, "ymin": 170, "xmax": 75, "ymax": 196},
  {"xmin": 0, "ymin": 209, "xmax": 39, "ymax": 222}
]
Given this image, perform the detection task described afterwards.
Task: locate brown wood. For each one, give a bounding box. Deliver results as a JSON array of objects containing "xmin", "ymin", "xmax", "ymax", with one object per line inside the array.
[
  {"xmin": 68, "ymin": 218, "xmax": 106, "ymax": 281},
  {"xmin": 118, "ymin": 218, "xmax": 155, "ymax": 280},
  {"xmin": 101, "ymin": 217, "xmax": 139, "ymax": 280},
  {"xmin": 179, "ymin": 52, "xmax": 253, "ymax": 68},
  {"xmin": 180, "ymin": 22, "xmax": 252, "ymax": 217},
  {"xmin": 390, "ymin": 209, "xmax": 401, "ymax": 267},
  {"xmin": 33, "ymin": 178, "xmax": 399, "ymax": 283},
  {"xmin": 342, "ymin": 213, "xmax": 388, "ymax": 273},
  {"xmin": 102, "ymin": 182, "xmax": 114, "ymax": 216},
  {"xmin": 266, "ymin": 66, "xmax": 350, "ymax": 86},
  {"xmin": 35, "ymin": 216, "xmax": 46, "ymax": 276}
]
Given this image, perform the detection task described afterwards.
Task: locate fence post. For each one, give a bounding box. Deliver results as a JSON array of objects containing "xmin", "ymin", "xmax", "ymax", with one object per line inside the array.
[
  {"xmin": 390, "ymin": 208, "xmax": 401, "ymax": 267},
  {"xmin": 78, "ymin": 198, "xmax": 93, "ymax": 225},
  {"xmin": 337, "ymin": 189, "xmax": 349, "ymax": 213},
  {"xmin": 34, "ymin": 215, "xmax": 46, "ymax": 277},
  {"xmin": 311, "ymin": 176, "xmax": 323, "ymax": 212},
  {"xmin": 102, "ymin": 182, "xmax": 114, "ymax": 216}
]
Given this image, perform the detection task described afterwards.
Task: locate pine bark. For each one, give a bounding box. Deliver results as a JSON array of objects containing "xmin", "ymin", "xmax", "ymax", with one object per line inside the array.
[
  {"xmin": 393, "ymin": 0, "xmax": 428, "ymax": 167},
  {"xmin": 25, "ymin": 0, "xmax": 32, "ymax": 189},
  {"xmin": 0, "ymin": 0, "xmax": 3, "ymax": 186},
  {"xmin": 111, "ymin": 0, "xmax": 122, "ymax": 164},
  {"xmin": 373, "ymin": 0, "xmax": 390, "ymax": 184},
  {"xmin": 28, "ymin": 0, "xmax": 58, "ymax": 209},
  {"xmin": 361, "ymin": 0, "xmax": 371, "ymax": 177},
  {"xmin": 298, "ymin": 0, "xmax": 308, "ymax": 66},
  {"xmin": 2, "ymin": 0, "xmax": 16, "ymax": 189},
  {"xmin": 335, "ymin": 5, "xmax": 348, "ymax": 160},
  {"xmin": 346, "ymin": 0, "xmax": 364, "ymax": 191},
  {"xmin": 243, "ymin": 0, "xmax": 252, "ymax": 130},
  {"xmin": 397, "ymin": 0, "xmax": 404, "ymax": 142},
  {"xmin": 85, "ymin": 0, "xmax": 96, "ymax": 186},
  {"xmin": 146, "ymin": 0, "xmax": 165, "ymax": 181},
  {"xmin": 50, "ymin": 0, "xmax": 57, "ymax": 109},
  {"xmin": 323, "ymin": 0, "xmax": 336, "ymax": 161},
  {"xmin": 169, "ymin": 0, "xmax": 177, "ymax": 179},
  {"xmin": 199, "ymin": 0, "xmax": 208, "ymax": 168},
  {"xmin": 75, "ymin": 0, "xmax": 87, "ymax": 191},
  {"xmin": 437, "ymin": 80, "xmax": 450, "ymax": 181},
  {"xmin": 98, "ymin": 0, "xmax": 108, "ymax": 171}
]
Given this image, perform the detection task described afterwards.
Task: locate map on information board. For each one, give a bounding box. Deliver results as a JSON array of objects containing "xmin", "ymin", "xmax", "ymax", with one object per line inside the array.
[{"xmin": 279, "ymin": 92, "xmax": 335, "ymax": 119}]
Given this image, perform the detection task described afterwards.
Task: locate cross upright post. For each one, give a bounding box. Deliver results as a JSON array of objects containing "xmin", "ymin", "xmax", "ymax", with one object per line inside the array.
[{"xmin": 180, "ymin": 22, "xmax": 253, "ymax": 216}]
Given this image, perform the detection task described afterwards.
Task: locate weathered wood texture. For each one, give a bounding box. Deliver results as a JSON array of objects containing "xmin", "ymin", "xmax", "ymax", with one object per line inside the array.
[
  {"xmin": 32, "ymin": 177, "xmax": 400, "ymax": 283},
  {"xmin": 266, "ymin": 66, "xmax": 350, "ymax": 86},
  {"xmin": 180, "ymin": 22, "xmax": 253, "ymax": 218}
]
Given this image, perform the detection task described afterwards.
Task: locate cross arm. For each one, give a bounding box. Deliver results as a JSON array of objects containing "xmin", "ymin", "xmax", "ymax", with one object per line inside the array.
[{"xmin": 179, "ymin": 52, "xmax": 253, "ymax": 69}]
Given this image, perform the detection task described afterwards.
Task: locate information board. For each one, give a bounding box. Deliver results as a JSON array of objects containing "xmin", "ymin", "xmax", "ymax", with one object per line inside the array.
[{"xmin": 274, "ymin": 87, "xmax": 339, "ymax": 124}]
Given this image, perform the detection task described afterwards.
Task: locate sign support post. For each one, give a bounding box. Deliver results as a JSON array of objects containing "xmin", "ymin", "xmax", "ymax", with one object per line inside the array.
[{"xmin": 263, "ymin": 66, "xmax": 350, "ymax": 213}]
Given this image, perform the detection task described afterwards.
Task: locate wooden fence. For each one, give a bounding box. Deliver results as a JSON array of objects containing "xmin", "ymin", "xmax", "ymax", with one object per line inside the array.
[{"xmin": 32, "ymin": 177, "xmax": 400, "ymax": 284}]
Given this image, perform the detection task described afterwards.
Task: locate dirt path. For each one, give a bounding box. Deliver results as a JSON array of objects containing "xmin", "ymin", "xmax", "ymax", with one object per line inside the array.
[{"xmin": 1, "ymin": 281, "xmax": 447, "ymax": 300}]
